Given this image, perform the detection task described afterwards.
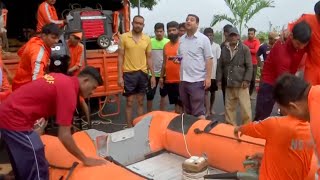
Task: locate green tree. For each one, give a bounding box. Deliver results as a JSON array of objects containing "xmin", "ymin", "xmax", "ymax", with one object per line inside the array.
[
  {"xmin": 210, "ymin": 0, "xmax": 275, "ymax": 35},
  {"xmin": 213, "ymin": 31, "xmax": 223, "ymax": 44},
  {"xmin": 200, "ymin": 27, "xmax": 224, "ymax": 44},
  {"xmin": 256, "ymin": 31, "xmax": 268, "ymax": 43},
  {"xmin": 130, "ymin": 0, "xmax": 159, "ymax": 10}
]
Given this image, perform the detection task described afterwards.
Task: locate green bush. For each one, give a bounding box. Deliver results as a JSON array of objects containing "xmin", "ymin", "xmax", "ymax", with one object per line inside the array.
[{"xmin": 256, "ymin": 67, "xmax": 261, "ymax": 80}]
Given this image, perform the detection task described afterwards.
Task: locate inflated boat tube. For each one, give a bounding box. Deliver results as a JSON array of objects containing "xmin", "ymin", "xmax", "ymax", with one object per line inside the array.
[{"xmin": 40, "ymin": 111, "xmax": 317, "ymax": 180}]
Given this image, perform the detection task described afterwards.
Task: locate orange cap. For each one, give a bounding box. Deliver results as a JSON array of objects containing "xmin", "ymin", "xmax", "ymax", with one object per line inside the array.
[{"xmin": 72, "ymin": 32, "xmax": 82, "ymax": 40}]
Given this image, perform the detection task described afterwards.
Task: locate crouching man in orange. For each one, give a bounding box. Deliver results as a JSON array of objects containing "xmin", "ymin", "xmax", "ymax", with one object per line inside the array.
[
  {"xmin": 65, "ymin": 32, "xmax": 90, "ymax": 122},
  {"xmin": 234, "ymin": 74, "xmax": 314, "ymax": 180},
  {"xmin": 67, "ymin": 32, "xmax": 84, "ymax": 76},
  {"xmin": 12, "ymin": 23, "xmax": 60, "ymax": 91}
]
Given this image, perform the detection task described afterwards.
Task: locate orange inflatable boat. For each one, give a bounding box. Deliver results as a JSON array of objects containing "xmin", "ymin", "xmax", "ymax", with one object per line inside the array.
[{"xmin": 41, "ymin": 111, "xmax": 317, "ymax": 180}]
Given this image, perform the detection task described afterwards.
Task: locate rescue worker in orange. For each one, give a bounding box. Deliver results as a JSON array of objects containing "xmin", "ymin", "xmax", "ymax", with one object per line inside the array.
[
  {"xmin": 291, "ymin": 1, "xmax": 320, "ymax": 85},
  {"xmin": 36, "ymin": 0, "xmax": 65, "ymax": 33},
  {"xmin": 12, "ymin": 23, "xmax": 60, "ymax": 91},
  {"xmin": 234, "ymin": 74, "xmax": 314, "ymax": 180},
  {"xmin": 66, "ymin": 32, "xmax": 89, "ymax": 123},
  {"xmin": 67, "ymin": 32, "xmax": 84, "ymax": 76}
]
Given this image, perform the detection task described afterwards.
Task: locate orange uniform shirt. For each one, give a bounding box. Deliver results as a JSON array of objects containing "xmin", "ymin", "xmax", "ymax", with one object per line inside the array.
[
  {"xmin": 240, "ymin": 116, "xmax": 313, "ymax": 180},
  {"xmin": 294, "ymin": 14, "xmax": 320, "ymax": 85},
  {"xmin": 68, "ymin": 41, "xmax": 84, "ymax": 76},
  {"xmin": 12, "ymin": 37, "xmax": 51, "ymax": 91},
  {"xmin": 163, "ymin": 41, "xmax": 180, "ymax": 83},
  {"xmin": 36, "ymin": 1, "xmax": 64, "ymax": 32},
  {"xmin": 309, "ymin": 86, "xmax": 320, "ymax": 179}
]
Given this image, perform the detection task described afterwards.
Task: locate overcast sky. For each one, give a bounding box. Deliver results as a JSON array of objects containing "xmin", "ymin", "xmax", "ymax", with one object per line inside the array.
[{"xmin": 130, "ymin": 0, "xmax": 318, "ymax": 35}]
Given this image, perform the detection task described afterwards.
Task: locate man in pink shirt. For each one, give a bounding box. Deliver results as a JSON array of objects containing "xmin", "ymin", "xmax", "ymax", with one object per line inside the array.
[{"xmin": 244, "ymin": 28, "xmax": 260, "ymax": 96}]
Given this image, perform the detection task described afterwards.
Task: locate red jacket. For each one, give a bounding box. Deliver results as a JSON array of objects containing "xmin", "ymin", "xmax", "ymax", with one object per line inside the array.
[
  {"xmin": 261, "ymin": 38, "xmax": 306, "ymax": 85},
  {"xmin": 244, "ymin": 38, "xmax": 260, "ymax": 65}
]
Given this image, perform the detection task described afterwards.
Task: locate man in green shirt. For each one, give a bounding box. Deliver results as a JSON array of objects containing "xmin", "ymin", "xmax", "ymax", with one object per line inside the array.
[{"xmin": 147, "ymin": 23, "xmax": 170, "ymax": 112}]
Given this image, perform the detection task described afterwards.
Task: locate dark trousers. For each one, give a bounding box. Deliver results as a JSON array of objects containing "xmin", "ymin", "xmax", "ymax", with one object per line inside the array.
[
  {"xmin": 254, "ymin": 82, "xmax": 275, "ymax": 121},
  {"xmin": 221, "ymin": 79, "xmax": 226, "ymax": 105},
  {"xmin": 179, "ymin": 81, "xmax": 205, "ymax": 117},
  {"xmin": 0, "ymin": 130, "xmax": 49, "ymax": 180},
  {"xmin": 249, "ymin": 65, "xmax": 258, "ymax": 96}
]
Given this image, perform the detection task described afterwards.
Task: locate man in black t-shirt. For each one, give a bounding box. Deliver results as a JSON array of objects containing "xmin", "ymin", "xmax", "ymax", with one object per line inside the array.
[{"xmin": 257, "ymin": 32, "xmax": 279, "ymax": 63}]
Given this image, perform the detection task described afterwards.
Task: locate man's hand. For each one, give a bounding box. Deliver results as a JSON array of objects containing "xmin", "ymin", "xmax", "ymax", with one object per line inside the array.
[
  {"xmin": 159, "ymin": 78, "xmax": 164, "ymax": 88},
  {"xmin": 173, "ymin": 57, "xmax": 181, "ymax": 64},
  {"xmin": 249, "ymin": 153, "xmax": 264, "ymax": 160},
  {"xmin": 150, "ymin": 76, "xmax": 156, "ymax": 89},
  {"xmin": 280, "ymin": 29, "xmax": 290, "ymax": 43},
  {"xmin": 242, "ymin": 81, "xmax": 249, "ymax": 89},
  {"xmin": 83, "ymin": 157, "xmax": 108, "ymax": 166},
  {"xmin": 33, "ymin": 118, "xmax": 48, "ymax": 135},
  {"xmin": 234, "ymin": 126, "xmax": 243, "ymax": 141},
  {"xmin": 6, "ymin": 72, "xmax": 13, "ymax": 84},
  {"xmin": 118, "ymin": 77, "xmax": 124, "ymax": 88},
  {"xmin": 67, "ymin": 70, "xmax": 74, "ymax": 76},
  {"xmin": 204, "ymin": 78, "xmax": 211, "ymax": 90},
  {"xmin": 217, "ymin": 81, "xmax": 222, "ymax": 89}
]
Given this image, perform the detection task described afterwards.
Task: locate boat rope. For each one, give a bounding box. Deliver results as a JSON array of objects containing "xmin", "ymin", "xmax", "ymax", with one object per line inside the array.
[
  {"xmin": 181, "ymin": 114, "xmax": 210, "ymax": 179},
  {"xmin": 182, "ymin": 168, "xmax": 209, "ymax": 180},
  {"xmin": 74, "ymin": 116, "xmax": 127, "ymax": 130},
  {"xmin": 181, "ymin": 113, "xmax": 192, "ymax": 157}
]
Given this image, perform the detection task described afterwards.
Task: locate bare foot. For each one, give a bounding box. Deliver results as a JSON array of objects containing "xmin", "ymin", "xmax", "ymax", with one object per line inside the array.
[
  {"xmin": 210, "ymin": 109, "xmax": 216, "ymax": 115},
  {"xmin": 218, "ymin": 112, "xmax": 225, "ymax": 116}
]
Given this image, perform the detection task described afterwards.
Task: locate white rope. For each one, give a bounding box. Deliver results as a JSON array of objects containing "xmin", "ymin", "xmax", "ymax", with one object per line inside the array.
[
  {"xmin": 181, "ymin": 113, "xmax": 192, "ymax": 157},
  {"xmin": 182, "ymin": 168, "xmax": 209, "ymax": 180},
  {"xmin": 181, "ymin": 114, "xmax": 209, "ymax": 179}
]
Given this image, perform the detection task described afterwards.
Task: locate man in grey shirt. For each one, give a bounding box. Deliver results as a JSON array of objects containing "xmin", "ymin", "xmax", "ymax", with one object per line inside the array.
[{"xmin": 178, "ymin": 14, "xmax": 214, "ymax": 119}]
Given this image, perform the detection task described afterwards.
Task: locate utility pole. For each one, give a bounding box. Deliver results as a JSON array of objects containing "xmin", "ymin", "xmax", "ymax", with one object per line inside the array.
[
  {"xmin": 269, "ymin": 21, "xmax": 272, "ymax": 32},
  {"xmin": 138, "ymin": 0, "xmax": 141, "ymax": 15}
]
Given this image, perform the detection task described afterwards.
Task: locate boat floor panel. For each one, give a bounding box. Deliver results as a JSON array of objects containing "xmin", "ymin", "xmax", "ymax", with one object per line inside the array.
[{"xmin": 126, "ymin": 152, "xmax": 228, "ymax": 180}]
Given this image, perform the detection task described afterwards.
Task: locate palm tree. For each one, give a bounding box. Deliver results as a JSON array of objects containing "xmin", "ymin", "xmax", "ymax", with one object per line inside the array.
[{"xmin": 210, "ymin": 0, "xmax": 275, "ymax": 35}]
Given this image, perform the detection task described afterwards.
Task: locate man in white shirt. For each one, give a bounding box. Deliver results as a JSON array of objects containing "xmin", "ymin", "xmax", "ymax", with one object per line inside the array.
[
  {"xmin": 178, "ymin": 14, "xmax": 214, "ymax": 119},
  {"xmin": 203, "ymin": 28, "xmax": 221, "ymax": 117}
]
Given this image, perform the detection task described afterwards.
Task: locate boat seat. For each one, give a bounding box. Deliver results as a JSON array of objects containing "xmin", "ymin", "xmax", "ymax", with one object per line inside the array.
[{"xmin": 106, "ymin": 115, "xmax": 153, "ymax": 166}]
